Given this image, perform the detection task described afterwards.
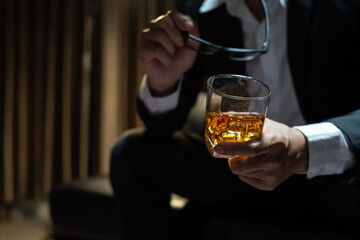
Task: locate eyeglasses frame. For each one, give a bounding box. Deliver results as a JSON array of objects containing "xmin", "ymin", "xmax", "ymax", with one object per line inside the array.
[{"xmin": 182, "ymin": 0, "xmax": 270, "ymax": 61}]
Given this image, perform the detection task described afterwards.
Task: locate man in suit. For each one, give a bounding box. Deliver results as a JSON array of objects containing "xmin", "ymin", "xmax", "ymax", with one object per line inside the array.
[{"xmin": 110, "ymin": 0, "xmax": 360, "ymax": 239}]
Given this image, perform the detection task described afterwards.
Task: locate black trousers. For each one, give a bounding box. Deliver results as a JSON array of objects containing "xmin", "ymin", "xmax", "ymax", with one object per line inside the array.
[{"xmin": 110, "ymin": 127, "xmax": 360, "ymax": 240}]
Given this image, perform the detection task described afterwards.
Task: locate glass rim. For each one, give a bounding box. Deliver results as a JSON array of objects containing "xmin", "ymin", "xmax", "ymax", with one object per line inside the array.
[{"xmin": 207, "ymin": 74, "xmax": 272, "ymax": 101}]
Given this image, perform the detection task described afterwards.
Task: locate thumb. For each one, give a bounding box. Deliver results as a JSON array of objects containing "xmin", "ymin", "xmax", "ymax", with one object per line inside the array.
[
  {"xmin": 167, "ymin": 10, "xmax": 195, "ymax": 31},
  {"xmin": 214, "ymin": 140, "xmax": 268, "ymax": 157}
]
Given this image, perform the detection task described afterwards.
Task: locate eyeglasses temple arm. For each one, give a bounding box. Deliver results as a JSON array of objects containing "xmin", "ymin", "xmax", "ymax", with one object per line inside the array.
[
  {"xmin": 262, "ymin": 0, "xmax": 270, "ymax": 51},
  {"xmin": 182, "ymin": 0, "xmax": 269, "ymax": 54}
]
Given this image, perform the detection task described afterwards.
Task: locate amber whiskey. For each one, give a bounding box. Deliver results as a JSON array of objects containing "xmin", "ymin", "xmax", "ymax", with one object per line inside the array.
[{"xmin": 205, "ymin": 111, "xmax": 265, "ymax": 156}]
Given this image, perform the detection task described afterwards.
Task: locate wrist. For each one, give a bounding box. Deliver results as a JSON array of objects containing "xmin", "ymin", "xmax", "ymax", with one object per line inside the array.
[
  {"xmin": 148, "ymin": 78, "xmax": 180, "ymax": 97},
  {"xmin": 289, "ymin": 128, "xmax": 309, "ymax": 174}
]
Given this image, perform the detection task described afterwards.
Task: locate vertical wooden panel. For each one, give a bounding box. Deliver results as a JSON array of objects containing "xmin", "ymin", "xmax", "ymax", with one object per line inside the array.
[
  {"xmin": 17, "ymin": 0, "xmax": 31, "ymax": 199},
  {"xmin": 43, "ymin": 0, "xmax": 60, "ymax": 193},
  {"xmin": 117, "ymin": 0, "xmax": 129, "ymax": 135},
  {"xmin": 127, "ymin": 0, "xmax": 143, "ymax": 129},
  {"xmin": 61, "ymin": 0, "xmax": 74, "ymax": 183},
  {"xmin": 78, "ymin": 1, "xmax": 94, "ymax": 178},
  {"xmin": 99, "ymin": 0, "xmax": 129, "ymax": 174},
  {"xmin": 0, "ymin": 0, "xmax": 6, "ymax": 205},
  {"xmin": 87, "ymin": 0, "xmax": 102, "ymax": 176},
  {"xmin": 3, "ymin": 0, "xmax": 16, "ymax": 204},
  {"xmin": 32, "ymin": 0, "xmax": 46, "ymax": 199}
]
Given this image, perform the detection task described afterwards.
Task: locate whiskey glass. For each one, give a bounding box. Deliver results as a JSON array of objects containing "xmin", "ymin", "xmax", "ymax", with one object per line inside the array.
[{"xmin": 205, "ymin": 74, "xmax": 271, "ymax": 158}]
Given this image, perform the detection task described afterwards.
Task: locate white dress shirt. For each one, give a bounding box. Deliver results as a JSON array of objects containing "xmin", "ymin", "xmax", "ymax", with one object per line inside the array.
[{"xmin": 139, "ymin": 0, "xmax": 355, "ymax": 178}]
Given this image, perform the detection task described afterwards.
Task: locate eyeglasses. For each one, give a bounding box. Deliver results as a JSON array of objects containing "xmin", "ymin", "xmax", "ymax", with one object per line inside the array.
[{"xmin": 182, "ymin": 0, "xmax": 269, "ymax": 61}]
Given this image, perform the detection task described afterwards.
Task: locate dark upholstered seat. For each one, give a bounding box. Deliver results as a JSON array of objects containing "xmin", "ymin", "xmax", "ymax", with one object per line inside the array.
[{"xmin": 50, "ymin": 176, "xmax": 121, "ymax": 240}]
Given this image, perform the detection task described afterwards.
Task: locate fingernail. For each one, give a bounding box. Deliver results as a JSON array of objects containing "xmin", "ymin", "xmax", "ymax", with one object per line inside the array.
[
  {"xmin": 183, "ymin": 19, "xmax": 193, "ymax": 28},
  {"xmin": 214, "ymin": 145, "xmax": 225, "ymax": 154}
]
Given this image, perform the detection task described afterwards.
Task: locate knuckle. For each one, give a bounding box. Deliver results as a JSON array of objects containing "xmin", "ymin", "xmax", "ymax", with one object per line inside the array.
[
  {"xmin": 150, "ymin": 13, "xmax": 171, "ymax": 28},
  {"xmin": 252, "ymin": 145, "xmax": 264, "ymax": 155},
  {"xmin": 229, "ymin": 164, "xmax": 239, "ymax": 175},
  {"xmin": 138, "ymin": 42, "xmax": 165, "ymax": 61},
  {"xmin": 151, "ymin": 28, "xmax": 166, "ymax": 41},
  {"xmin": 265, "ymin": 160, "xmax": 281, "ymax": 169},
  {"xmin": 140, "ymin": 28, "xmax": 168, "ymax": 45},
  {"xmin": 259, "ymin": 179, "xmax": 277, "ymax": 191},
  {"xmin": 273, "ymin": 134, "xmax": 288, "ymax": 149},
  {"xmin": 259, "ymin": 170, "xmax": 279, "ymax": 183},
  {"xmin": 228, "ymin": 159, "xmax": 241, "ymax": 175},
  {"xmin": 139, "ymin": 28, "xmax": 153, "ymax": 44},
  {"xmin": 267, "ymin": 175, "xmax": 279, "ymax": 184},
  {"xmin": 166, "ymin": 10, "xmax": 183, "ymax": 22},
  {"xmin": 230, "ymin": 168, "xmax": 240, "ymax": 176},
  {"xmin": 173, "ymin": 34, "xmax": 183, "ymax": 45},
  {"xmin": 139, "ymin": 28, "xmax": 150, "ymax": 40},
  {"xmin": 248, "ymin": 141, "xmax": 266, "ymax": 156},
  {"xmin": 146, "ymin": 27, "xmax": 163, "ymax": 37}
]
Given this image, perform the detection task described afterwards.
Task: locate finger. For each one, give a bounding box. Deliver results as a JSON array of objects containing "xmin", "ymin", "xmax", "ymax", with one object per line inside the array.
[
  {"xmin": 238, "ymin": 176, "xmax": 277, "ymax": 191},
  {"xmin": 238, "ymin": 168, "xmax": 282, "ymax": 183},
  {"xmin": 167, "ymin": 10, "xmax": 195, "ymax": 32},
  {"xmin": 138, "ymin": 41, "xmax": 172, "ymax": 66},
  {"xmin": 214, "ymin": 140, "xmax": 269, "ymax": 157},
  {"xmin": 141, "ymin": 28, "xmax": 176, "ymax": 57},
  {"xmin": 150, "ymin": 10, "xmax": 194, "ymax": 48},
  {"xmin": 181, "ymin": 16, "xmax": 200, "ymax": 50},
  {"xmin": 167, "ymin": 11, "xmax": 201, "ymax": 50},
  {"xmin": 228, "ymin": 156, "xmax": 263, "ymax": 175},
  {"xmin": 229, "ymin": 152, "xmax": 287, "ymax": 176}
]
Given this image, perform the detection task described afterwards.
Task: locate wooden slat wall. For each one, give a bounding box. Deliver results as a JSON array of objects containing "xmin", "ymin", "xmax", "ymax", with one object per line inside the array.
[
  {"xmin": 0, "ymin": 0, "xmax": 103, "ymax": 208},
  {"xmin": 0, "ymin": 0, "xmax": 175, "ymax": 218}
]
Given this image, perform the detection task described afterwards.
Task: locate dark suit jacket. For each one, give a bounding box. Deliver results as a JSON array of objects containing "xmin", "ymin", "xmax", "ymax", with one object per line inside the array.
[{"xmin": 138, "ymin": 0, "xmax": 360, "ymax": 161}]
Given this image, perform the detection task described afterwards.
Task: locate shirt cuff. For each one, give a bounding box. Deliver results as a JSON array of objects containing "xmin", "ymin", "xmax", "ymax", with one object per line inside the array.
[
  {"xmin": 139, "ymin": 75, "xmax": 182, "ymax": 115},
  {"xmin": 294, "ymin": 122, "xmax": 355, "ymax": 179}
]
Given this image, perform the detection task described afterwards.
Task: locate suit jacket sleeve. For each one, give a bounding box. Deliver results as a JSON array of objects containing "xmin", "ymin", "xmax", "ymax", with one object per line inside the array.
[
  {"xmin": 288, "ymin": 0, "xmax": 360, "ymax": 164},
  {"xmin": 327, "ymin": 110, "xmax": 360, "ymax": 160}
]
